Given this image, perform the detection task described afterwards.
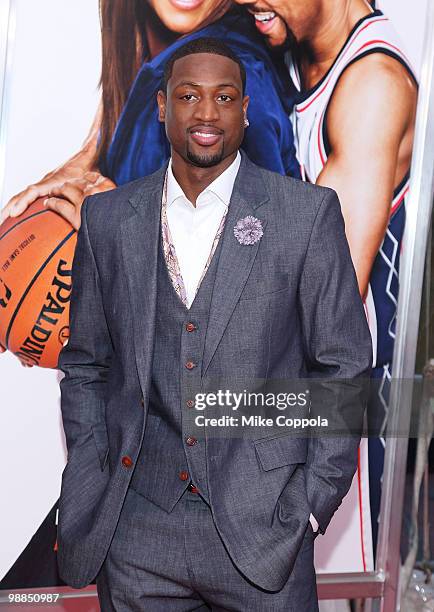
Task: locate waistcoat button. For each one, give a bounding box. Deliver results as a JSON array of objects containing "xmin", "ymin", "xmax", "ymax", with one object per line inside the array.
[
  {"xmin": 186, "ymin": 436, "xmax": 197, "ymax": 446},
  {"xmin": 179, "ymin": 470, "xmax": 189, "ymax": 481},
  {"xmin": 121, "ymin": 455, "xmax": 133, "ymax": 468},
  {"xmin": 185, "ymin": 322, "xmax": 197, "ymax": 332},
  {"xmin": 185, "ymin": 361, "xmax": 196, "ymax": 370}
]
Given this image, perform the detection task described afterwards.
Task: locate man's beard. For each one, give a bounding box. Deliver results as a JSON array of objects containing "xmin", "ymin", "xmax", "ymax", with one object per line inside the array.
[
  {"xmin": 268, "ymin": 21, "xmax": 296, "ymax": 54},
  {"xmin": 186, "ymin": 142, "xmax": 225, "ymax": 167}
]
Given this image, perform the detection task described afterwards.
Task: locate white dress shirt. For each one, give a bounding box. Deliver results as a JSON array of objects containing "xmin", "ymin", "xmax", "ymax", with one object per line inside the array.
[
  {"xmin": 166, "ymin": 152, "xmax": 241, "ymax": 308},
  {"xmin": 164, "ymin": 152, "xmax": 319, "ymax": 535}
]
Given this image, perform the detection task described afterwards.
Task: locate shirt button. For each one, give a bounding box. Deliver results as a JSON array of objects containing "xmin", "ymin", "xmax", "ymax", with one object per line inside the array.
[
  {"xmin": 186, "ymin": 399, "xmax": 194, "ymax": 408},
  {"xmin": 121, "ymin": 455, "xmax": 133, "ymax": 468},
  {"xmin": 185, "ymin": 322, "xmax": 197, "ymax": 332},
  {"xmin": 185, "ymin": 361, "xmax": 196, "ymax": 370},
  {"xmin": 179, "ymin": 470, "xmax": 189, "ymax": 481},
  {"xmin": 186, "ymin": 436, "xmax": 197, "ymax": 446}
]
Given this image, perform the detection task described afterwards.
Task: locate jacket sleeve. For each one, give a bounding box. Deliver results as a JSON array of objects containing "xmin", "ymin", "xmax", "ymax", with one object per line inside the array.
[
  {"xmin": 57, "ymin": 196, "xmax": 114, "ymax": 459},
  {"xmin": 298, "ymin": 188, "xmax": 372, "ymax": 534}
]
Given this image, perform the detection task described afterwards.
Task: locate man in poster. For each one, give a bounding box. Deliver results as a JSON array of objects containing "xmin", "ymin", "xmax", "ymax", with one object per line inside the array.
[
  {"xmin": 57, "ymin": 38, "xmax": 372, "ymax": 610},
  {"xmin": 236, "ymin": 0, "xmax": 418, "ymax": 548}
]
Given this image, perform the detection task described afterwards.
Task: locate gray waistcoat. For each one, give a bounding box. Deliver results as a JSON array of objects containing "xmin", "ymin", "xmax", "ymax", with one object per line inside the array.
[{"xmin": 129, "ymin": 227, "xmax": 224, "ymax": 512}]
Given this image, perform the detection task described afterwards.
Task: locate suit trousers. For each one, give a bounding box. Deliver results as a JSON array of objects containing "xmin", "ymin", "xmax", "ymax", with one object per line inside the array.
[{"xmin": 95, "ymin": 484, "xmax": 319, "ymax": 612}]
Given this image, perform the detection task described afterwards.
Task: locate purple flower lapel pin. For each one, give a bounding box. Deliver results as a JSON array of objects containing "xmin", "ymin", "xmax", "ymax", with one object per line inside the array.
[{"xmin": 234, "ymin": 215, "xmax": 264, "ymax": 245}]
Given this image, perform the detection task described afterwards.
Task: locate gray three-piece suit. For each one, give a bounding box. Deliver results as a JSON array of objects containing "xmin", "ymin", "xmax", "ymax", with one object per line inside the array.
[{"xmin": 57, "ymin": 152, "xmax": 372, "ymax": 610}]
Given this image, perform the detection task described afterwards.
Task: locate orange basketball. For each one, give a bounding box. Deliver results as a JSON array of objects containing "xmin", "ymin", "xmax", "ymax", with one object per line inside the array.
[{"xmin": 0, "ymin": 197, "xmax": 77, "ymax": 368}]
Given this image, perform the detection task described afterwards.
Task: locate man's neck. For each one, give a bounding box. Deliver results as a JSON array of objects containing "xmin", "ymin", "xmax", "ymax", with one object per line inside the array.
[
  {"xmin": 299, "ymin": 0, "xmax": 373, "ymax": 90},
  {"xmin": 170, "ymin": 151, "xmax": 239, "ymax": 207}
]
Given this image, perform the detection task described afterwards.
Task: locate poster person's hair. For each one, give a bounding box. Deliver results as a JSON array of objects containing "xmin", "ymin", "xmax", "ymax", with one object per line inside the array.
[{"xmin": 97, "ymin": 1, "xmax": 148, "ymax": 167}]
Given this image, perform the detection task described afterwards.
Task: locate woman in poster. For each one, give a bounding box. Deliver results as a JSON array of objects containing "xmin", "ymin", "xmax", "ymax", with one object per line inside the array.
[{"xmin": 0, "ymin": 0, "xmax": 299, "ymax": 235}]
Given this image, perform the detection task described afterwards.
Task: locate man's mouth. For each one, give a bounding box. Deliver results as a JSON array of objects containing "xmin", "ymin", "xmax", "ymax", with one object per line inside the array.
[
  {"xmin": 249, "ymin": 9, "xmax": 278, "ymax": 34},
  {"xmin": 189, "ymin": 127, "xmax": 223, "ymax": 147},
  {"xmin": 252, "ymin": 10, "xmax": 276, "ymax": 22}
]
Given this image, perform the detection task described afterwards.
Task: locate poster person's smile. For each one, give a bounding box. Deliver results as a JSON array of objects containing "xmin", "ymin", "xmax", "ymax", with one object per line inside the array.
[{"xmin": 169, "ymin": 0, "xmax": 207, "ymax": 10}]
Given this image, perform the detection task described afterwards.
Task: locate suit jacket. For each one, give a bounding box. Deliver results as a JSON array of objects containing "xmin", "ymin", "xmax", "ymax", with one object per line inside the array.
[{"xmin": 57, "ymin": 151, "xmax": 372, "ymax": 590}]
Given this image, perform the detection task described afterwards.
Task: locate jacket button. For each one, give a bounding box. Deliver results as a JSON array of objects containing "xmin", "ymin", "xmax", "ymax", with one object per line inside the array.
[
  {"xmin": 179, "ymin": 470, "xmax": 189, "ymax": 481},
  {"xmin": 185, "ymin": 322, "xmax": 196, "ymax": 332},
  {"xmin": 186, "ymin": 436, "xmax": 197, "ymax": 446},
  {"xmin": 185, "ymin": 361, "xmax": 196, "ymax": 370},
  {"xmin": 121, "ymin": 455, "xmax": 133, "ymax": 468},
  {"xmin": 186, "ymin": 399, "xmax": 194, "ymax": 408}
]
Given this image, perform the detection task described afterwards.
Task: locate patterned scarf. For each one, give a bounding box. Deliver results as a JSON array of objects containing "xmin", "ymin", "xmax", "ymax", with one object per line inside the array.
[{"xmin": 160, "ymin": 171, "xmax": 227, "ymax": 308}]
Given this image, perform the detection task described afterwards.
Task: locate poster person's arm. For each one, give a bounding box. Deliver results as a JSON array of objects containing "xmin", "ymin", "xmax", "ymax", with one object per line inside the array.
[
  {"xmin": 57, "ymin": 195, "xmax": 114, "ymax": 459},
  {"xmin": 317, "ymin": 53, "xmax": 417, "ymax": 299},
  {"xmin": 0, "ymin": 100, "xmax": 113, "ymax": 224},
  {"xmin": 298, "ymin": 188, "xmax": 372, "ymax": 534}
]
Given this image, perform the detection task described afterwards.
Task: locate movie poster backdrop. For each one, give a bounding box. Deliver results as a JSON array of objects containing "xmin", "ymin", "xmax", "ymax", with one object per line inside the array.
[{"xmin": 0, "ymin": 0, "xmax": 427, "ymax": 592}]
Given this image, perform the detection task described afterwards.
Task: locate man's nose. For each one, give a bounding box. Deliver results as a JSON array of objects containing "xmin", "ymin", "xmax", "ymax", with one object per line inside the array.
[{"xmin": 194, "ymin": 97, "xmax": 219, "ymax": 122}]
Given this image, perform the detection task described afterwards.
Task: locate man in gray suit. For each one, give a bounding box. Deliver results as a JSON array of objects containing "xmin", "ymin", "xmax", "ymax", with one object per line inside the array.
[{"xmin": 57, "ymin": 37, "xmax": 372, "ymax": 611}]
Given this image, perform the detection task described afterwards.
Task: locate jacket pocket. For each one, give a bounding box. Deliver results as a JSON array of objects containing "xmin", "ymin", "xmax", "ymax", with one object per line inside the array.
[
  {"xmin": 253, "ymin": 435, "xmax": 308, "ymax": 471},
  {"xmin": 239, "ymin": 274, "xmax": 291, "ymax": 301},
  {"xmin": 91, "ymin": 423, "xmax": 109, "ymax": 471}
]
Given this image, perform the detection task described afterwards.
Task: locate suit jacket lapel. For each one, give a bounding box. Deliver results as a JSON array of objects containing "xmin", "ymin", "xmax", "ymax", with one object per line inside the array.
[
  {"xmin": 120, "ymin": 165, "xmax": 166, "ymax": 395},
  {"xmin": 119, "ymin": 155, "xmax": 269, "ymax": 383},
  {"xmin": 202, "ymin": 153, "xmax": 269, "ymax": 375}
]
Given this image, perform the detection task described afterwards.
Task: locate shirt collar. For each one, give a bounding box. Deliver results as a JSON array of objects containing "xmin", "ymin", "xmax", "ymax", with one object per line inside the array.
[{"xmin": 166, "ymin": 151, "xmax": 241, "ymax": 209}]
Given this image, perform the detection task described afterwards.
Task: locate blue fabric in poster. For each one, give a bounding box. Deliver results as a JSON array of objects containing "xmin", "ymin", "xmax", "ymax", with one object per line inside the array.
[{"xmin": 101, "ymin": 9, "xmax": 300, "ymax": 184}]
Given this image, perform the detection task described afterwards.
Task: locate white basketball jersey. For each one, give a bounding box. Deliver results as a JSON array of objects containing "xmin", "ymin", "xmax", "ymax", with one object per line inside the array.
[{"xmin": 287, "ymin": 8, "xmax": 416, "ymax": 370}]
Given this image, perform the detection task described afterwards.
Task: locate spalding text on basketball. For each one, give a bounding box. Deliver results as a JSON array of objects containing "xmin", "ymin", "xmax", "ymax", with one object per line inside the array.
[{"xmin": 16, "ymin": 259, "xmax": 72, "ymax": 366}]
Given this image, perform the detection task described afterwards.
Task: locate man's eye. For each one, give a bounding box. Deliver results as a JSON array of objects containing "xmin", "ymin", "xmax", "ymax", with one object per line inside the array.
[
  {"xmin": 181, "ymin": 94, "xmax": 197, "ymax": 101},
  {"xmin": 218, "ymin": 94, "xmax": 232, "ymax": 102}
]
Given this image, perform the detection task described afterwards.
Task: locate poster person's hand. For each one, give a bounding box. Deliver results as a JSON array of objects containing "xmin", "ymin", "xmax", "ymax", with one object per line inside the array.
[
  {"xmin": 43, "ymin": 173, "xmax": 116, "ymax": 230},
  {"xmin": 0, "ymin": 162, "xmax": 93, "ymax": 225}
]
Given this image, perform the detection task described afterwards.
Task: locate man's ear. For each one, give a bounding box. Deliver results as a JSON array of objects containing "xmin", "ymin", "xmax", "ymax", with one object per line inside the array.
[
  {"xmin": 157, "ymin": 90, "xmax": 166, "ymax": 122},
  {"xmin": 242, "ymin": 95, "xmax": 250, "ymax": 117}
]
